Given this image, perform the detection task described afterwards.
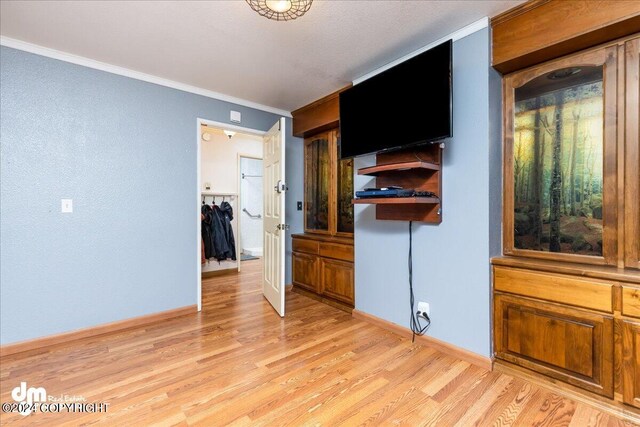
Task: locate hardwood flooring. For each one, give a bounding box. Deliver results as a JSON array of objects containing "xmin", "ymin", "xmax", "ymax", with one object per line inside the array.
[{"xmin": 0, "ymin": 259, "xmax": 636, "ymax": 426}]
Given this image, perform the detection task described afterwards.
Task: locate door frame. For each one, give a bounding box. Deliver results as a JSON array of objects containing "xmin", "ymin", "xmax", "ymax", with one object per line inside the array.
[
  {"xmin": 237, "ymin": 153, "xmax": 264, "ymax": 272},
  {"xmin": 197, "ymin": 118, "xmax": 266, "ymax": 311}
]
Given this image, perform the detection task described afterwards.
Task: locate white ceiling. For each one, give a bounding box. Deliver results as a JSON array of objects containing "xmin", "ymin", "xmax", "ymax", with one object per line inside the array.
[{"xmin": 0, "ymin": 1, "xmax": 523, "ymax": 112}]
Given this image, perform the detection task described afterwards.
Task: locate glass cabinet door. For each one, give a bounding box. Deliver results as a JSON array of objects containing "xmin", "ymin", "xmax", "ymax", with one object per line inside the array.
[
  {"xmin": 305, "ymin": 134, "xmax": 330, "ymax": 232},
  {"xmin": 504, "ymin": 44, "xmax": 618, "ymax": 264},
  {"xmin": 337, "ymin": 157, "xmax": 354, "ymax": 234}
]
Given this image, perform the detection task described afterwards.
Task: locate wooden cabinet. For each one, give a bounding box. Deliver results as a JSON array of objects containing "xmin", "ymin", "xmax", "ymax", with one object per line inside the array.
[
  {"xmin": 292, "ymin": 234, "xmax": 354, "ymax": 309},
  {"xmin": 493, "ymin": 0, "xmax": 640, "ymax": 415},
  {"xmin": 495, "ymin": 292, "xmax": 614, "ymax": 397},
  {"xmin": 292, "ymin": 88, "xmax": 354, "ymax": 311}
]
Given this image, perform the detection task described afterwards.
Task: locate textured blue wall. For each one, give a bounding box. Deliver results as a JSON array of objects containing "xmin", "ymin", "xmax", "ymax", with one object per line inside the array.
[
  {"xmin": 354, "ymin": 28, "xmax": 501, "ymax": 357},
  {"xmin": 284, "ymin": 124, "xmax": 304, "ymax": 285},
  {"xmin": 0, "ymin": 46, "xmax": 291, "ymax": 345}
]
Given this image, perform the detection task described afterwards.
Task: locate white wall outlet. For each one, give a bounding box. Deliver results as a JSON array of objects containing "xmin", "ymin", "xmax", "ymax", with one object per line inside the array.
[
  {"xmin": 230, "ymin": 110, "xmax": 241, "ymax": 123},
  {"xmin": 417, "ymin": 301, "xmax": 430, "ymax": 316},
  {"xmin": 61, "ymin": 198, "xmax": 73, "ymax": 213}
]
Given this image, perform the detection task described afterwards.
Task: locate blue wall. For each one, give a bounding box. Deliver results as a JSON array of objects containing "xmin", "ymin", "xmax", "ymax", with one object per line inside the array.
[
  {"xmin": 354, "ymin": 27, "xmax": 501, "ymax": 357},
  {"xmin": 285, "ymin": 127, "xmax": 304, "ymax": 285},
  {"xmin": 0, "ymin": 46, "xmax": 299, "ymax": 345}
]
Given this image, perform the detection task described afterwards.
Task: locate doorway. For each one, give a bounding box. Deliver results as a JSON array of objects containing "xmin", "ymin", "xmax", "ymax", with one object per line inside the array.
[
  {"xmin": 197, "ymin": 118, "xmax": 286, "ymax": 315},
  {"xmin": 239, "ymin": 155, "xmax": 263, "ymax": 262}
]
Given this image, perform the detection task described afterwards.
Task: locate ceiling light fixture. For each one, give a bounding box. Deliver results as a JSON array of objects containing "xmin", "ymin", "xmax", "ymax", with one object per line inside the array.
[
  {"xmin": 224, "ymin": 130, "xmax": 236, "ymax": 139},
  {"xmin": 246, "ymin": 0, "xmax": 313, "ymax": 21}
]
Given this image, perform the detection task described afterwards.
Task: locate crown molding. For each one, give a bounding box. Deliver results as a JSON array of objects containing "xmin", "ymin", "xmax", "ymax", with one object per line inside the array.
[
  {"xmin": 353, "ymin": 17, "xmax": 489, "ymax": 85},
  {"xmin": 0, "ymin": 36, "xmax": 292, "ymax": 118}
]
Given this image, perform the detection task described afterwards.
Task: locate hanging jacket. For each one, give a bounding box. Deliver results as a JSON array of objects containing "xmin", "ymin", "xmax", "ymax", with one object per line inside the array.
[
  {"xmin": 201, "ymin": 204, "xmax": 216, "ymax": 259},
  {"xmin": 210, "ymin": 205, "xmax": 232, "ymax": 261},
  {"xmin": 218, "ymin": 201, "xmax": 237, "ymax": 260}
]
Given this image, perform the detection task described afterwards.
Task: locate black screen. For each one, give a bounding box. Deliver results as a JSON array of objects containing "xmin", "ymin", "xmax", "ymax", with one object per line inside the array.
[{"xmin": 339, "ymin": 40, "xmax": 452, "ymax": 159}]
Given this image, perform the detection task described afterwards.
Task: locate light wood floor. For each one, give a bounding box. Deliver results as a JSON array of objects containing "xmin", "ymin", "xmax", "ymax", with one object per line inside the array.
[{"xmin": 0, "ymin": 260, "xmax": 635, "ymax": 426}]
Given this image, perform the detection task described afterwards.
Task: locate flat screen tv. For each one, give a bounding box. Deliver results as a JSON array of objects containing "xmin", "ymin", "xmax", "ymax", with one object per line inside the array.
[{"xmin": 339, "ymin": 39, "xmax": 452, "ymax": 159}]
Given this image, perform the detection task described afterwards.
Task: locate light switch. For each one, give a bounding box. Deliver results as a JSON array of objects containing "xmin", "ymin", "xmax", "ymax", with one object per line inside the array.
[
  {"xmin": 61, "ymin": 199, "xmax": 73, "ymax": 213},
  {"xmin": 230, "ymin": 110, "xmax": 241, "ymax": 123}
]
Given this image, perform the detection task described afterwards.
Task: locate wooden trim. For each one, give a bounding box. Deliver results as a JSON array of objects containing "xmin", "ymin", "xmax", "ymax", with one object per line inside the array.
[
  {"xmin": 495, "ymin": 361, "xmax": 640, "ymax": 423},
  {"xmin": 352, "ymin": 309, "xmax": 494, "ymax": 371},
  {"xmin": 0, "ymin": 305, "xmax": 197, "ymax": 357},
  {"xmin": 625, "ymin": 37, "xmax": 640, "ymax": 268},
  {"xmin": 491, "ymin": 0, "xmax": 640, "ymax": 74},
  {"xmin": 291, "ymin": 87, "xmax": 347, "ymax": 116},
  {"xmin": 491, "ymin": 256, "xmax": 640, "ymax": 284},
  {"xmin": 291, "ymin": 86, "xmax": 350, "ymax": 138}
]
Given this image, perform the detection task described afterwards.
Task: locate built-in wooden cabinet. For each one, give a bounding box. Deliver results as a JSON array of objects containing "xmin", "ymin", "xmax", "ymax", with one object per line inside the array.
[
  {"xmin": 292, "ymin": 88, "xmax": 354, "ymax": 311},
  {"xmin": 493, "ymin": 28, "xmax": 640, "ymax": 418},
  {"xmin": 292, "ymin": 234, "xmax": 354, "ymax": 309}
]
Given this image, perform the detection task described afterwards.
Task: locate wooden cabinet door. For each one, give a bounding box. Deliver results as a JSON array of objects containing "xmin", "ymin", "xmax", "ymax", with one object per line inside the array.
[
  {"xmin": 495, "ymin": 293, "xmax": 614, "ymax": 397},
  {"xmin": 625, "ymin": 37, "xmax": 640, "ymax": 269},
  {"xmin": 623, "ymin": 320, "xmax": 640, "ymax": 408},
  {"xmin": 292, "ymin": 252, "xmax": 319, "ymax": 293},
  {"xmin": 304, "ymin": 132, "xmax": 331, "ymax": 234},
  {"xmin": 503, "ymin": 43, "xmax": 618, "ymax": 266},
  {"xmin": 320, "ymin": 258, "xmax": 354, "ymax": 305}
]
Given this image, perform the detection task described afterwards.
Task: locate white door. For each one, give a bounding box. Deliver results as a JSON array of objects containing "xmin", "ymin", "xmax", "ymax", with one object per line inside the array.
[{"xmin": 263, "ymin": 118, "xmax": 286, "ymax": 316}]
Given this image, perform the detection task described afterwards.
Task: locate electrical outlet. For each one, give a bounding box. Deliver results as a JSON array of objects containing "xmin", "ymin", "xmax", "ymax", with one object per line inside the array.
[
  {"xmin": 417, "ymin": 301, "xmax": 430, "ymax": 316},
  {"xmin": 61, "ymin": 198, "xmax": 73, "ymax": 213}
]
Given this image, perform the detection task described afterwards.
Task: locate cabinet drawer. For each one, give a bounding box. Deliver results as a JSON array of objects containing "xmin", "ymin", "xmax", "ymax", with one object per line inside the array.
[
  {"xmin": 494, "ymin": 266, "xmax": 613, "ymax": 313},
  {"xmin": 292, "ymin": 252, "xmax": 319, "ymax": 292},
  {"xmin": 319, "ymin": 242, "xmax": 353, "ymax": 262},
  {"xmin": 623, "ymin": 286, "xmax": 640, "ymax": 319},
  {"xmin": 292, "ymin": 238, "xmax": 319, "ymax": 255},
  {"xmin": 495, "ymin": 293, "xmax": 613, "ymax": 397},
  {"xmin": 321, "ymin": 258, "xmax": 354, "ymax": 305}
]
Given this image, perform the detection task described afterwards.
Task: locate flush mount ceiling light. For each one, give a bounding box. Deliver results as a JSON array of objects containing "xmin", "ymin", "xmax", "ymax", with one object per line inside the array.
[
  {"xmin": 246, "ymin": 0, "xmax": 313, "ymax": 21},
  {"xmin": 223, "ymin": 130, "xmax": 236, "ymax": 139}
]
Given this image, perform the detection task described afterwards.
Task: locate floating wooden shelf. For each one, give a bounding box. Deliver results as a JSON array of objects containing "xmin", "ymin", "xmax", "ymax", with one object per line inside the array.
[
  {"xmin": 354, "ymin": 144, "xmax": 443, "ymax": 223},
  {"xmin": 358, "ymin": 160, "xmax": 440, "ymax": 176},
  {"xmin": 352, "ymin": 197, "xmax": 440, "ymax": 205}
]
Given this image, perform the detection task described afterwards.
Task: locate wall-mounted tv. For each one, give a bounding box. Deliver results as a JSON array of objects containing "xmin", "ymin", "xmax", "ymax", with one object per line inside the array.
[{"xmin": 339, "ymin": 39, "xmax": 452, "ymax": 159}]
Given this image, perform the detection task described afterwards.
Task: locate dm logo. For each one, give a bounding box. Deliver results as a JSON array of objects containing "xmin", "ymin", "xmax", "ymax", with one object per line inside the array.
[{"xmin": 11, "ymin": 382, "xmax": 46, "ymax": 416}]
